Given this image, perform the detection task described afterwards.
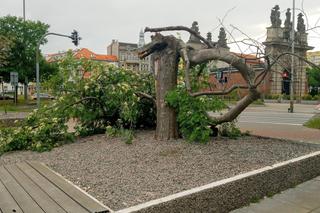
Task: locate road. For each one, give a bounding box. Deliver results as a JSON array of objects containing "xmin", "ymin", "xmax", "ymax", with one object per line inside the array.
[
  {"xmin": 236, "ymin": 103, "xmax": 320, "ymax": 143},
  {"xmin": 238, "ymin": 111, "xmax": 313, "ymax": 126}
]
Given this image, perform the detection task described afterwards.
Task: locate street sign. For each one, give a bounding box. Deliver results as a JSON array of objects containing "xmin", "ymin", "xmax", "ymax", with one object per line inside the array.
[{"xmin": 10, "ymin": 72, "xmax": 18, "ymax": 86}]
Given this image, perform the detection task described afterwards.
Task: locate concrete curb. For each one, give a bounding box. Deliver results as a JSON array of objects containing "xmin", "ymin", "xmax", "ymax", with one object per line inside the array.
[{"xmin": 115, "ymin": 151, "xmax": 320, "ymax": 213}]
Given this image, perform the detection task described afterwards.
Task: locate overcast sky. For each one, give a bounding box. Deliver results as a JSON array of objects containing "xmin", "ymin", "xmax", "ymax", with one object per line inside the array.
[{"xmin": 1, "ymin": 0, "xmax": 320, "ymax": 55}]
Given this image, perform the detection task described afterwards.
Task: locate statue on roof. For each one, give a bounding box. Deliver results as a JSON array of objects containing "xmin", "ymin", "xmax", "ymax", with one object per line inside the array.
[
  {"xmin": 284, "ymin": 8, "xmax": 292, "ymax": 29},
  {"xmin": 206, "ymin": 32, "xmax": 212, "ymax": 42},
  {"xmin": 217, "ymin": 27, "xmax": 228, "ymax": 48},
  {"xmin": 270, "ymin": 5, "xmax": 282, "ymax": 27},
  {"xmin": 188, "ymin": 21, "xmax": 202, "ymax": 43},
  {"xmin": 297, "ymin": 13, "xmax": 306, "ymax": 33}
]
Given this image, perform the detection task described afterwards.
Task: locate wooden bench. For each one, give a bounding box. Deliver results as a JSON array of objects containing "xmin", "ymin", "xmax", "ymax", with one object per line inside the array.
[{"xmin": 0, "ymin": 161, "xmax": 111, "ymax": 213}]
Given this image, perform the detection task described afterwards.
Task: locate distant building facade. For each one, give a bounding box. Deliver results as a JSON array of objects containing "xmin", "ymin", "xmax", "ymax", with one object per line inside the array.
[
  {"xmin": 263, "ymin": 5, "xmax": 313, "ymax": 97},
  {"xmin": 107, "ymin": 30, "xmax": 151, "ymax": 72},
  {"xmin": 307, "ymin": 51, "xmax": 320, "ymax": 65}
]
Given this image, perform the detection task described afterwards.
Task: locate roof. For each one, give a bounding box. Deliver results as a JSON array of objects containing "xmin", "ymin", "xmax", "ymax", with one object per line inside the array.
[
  {"xmin": 233, "ymin": 53, "xmax": 264, "ymax": 65},
  {"xmin": 46, "ymin": 48, "xmax": 118, "ymax": 62}
]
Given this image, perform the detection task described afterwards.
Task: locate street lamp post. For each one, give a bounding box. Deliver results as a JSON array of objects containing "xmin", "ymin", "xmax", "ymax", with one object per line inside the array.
[
  {"xmin": 289, "ymin": 0, "xmax": 295, "ymax": 113},
  {"xmin": 23, "ymin": 0, "xmax": 25, "ymax": 20},
  {"xmin": 35, "ymin": 31, "xmax": 80, "ymax": 107}
]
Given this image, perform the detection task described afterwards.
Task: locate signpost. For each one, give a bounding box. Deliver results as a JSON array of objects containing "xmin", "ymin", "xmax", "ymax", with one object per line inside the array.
[
  {"xmin": 0, "ymin": 76, "xmax": 4, "ymax": 98},
  {"xmin": 10, "ymin": 72, "xmax": 19, "ymax": 104}
]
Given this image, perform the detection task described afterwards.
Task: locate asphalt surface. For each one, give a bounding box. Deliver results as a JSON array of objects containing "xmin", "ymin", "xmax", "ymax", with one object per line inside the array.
[
  {"xmin": 238, "ymin": 111, "xmax": 314, "ymax": 126},
  {"xmin": 236, "ymin": 103, "xmax": 320, "ymax": 144}
]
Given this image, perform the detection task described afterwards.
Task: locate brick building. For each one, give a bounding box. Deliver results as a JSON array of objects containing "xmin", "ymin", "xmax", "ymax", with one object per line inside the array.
[{"xmin": 208, "ymin": 54, "xmax": 266, "ymax": 97}]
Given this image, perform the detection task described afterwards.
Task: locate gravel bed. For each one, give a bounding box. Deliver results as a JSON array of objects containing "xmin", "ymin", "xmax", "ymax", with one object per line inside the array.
[{"xmin": 0, "ymin": 131, "xmax": 319, "ymax": 210}]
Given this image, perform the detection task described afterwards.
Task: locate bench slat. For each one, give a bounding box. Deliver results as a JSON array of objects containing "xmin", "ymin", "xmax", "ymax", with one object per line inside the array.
[
  {"xmin": 0, "ymin": 172, "xmax": 23, "ymax": 213},
  {"xmin": 28, "ymin": 161, "xmax": 110, "ymax": 213},
  {"xmin": 5, "ymin": 164, "xmax": 67, "ymax": 213},
  {"xmin": 17, "ymin": 162, "xmax": 89, "ymax": 213},
  {"xmin": 0, "ymin": 166, "xmax": 44, "ymax": 213}
]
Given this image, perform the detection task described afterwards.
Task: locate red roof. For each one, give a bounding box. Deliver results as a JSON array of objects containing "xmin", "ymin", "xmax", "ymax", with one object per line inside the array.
[
  {"xmin": 46, "ymin": 48, "xmax": 118, "ymax": 62},
  {"xmin": 233, "ymin": 53, "xmax": 263, "ymax": 65},
  {"xmin": 74, "ymin": 48, "xmax": 117, "ymax": 62}
]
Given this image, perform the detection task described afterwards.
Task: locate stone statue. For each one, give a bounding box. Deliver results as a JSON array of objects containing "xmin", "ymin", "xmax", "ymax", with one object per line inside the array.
[
  {"xmin": 297, "ymin": 13, "xmax": 306, "ymax": 33},
  {"xmin": 217, "ymin": 27, "xmax": 228, "ymax": 48},
  {"xmin": 270, "ymin": 5, "xmax": 282, "ymax": 27},
  {"xmin": 207, "ymin": 32, "xmax": 212, "ymax": 42},
  {"xmin": 188, "ymin": 21, "xmax": 201, "ymax": 43},
  {"xmin": 284, "ymin": 8, "xmax": 292, "ymax": 29}
]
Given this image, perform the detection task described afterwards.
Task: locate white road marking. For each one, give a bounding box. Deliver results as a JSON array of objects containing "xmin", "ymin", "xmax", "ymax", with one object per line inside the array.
[{"xmin": 239, "ymin": 121, "xmax": 303, "ymax": 126}]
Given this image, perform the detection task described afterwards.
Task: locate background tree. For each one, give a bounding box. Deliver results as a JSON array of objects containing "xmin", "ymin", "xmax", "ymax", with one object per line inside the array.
[
  {"xmin": 0, "ymin": 16, "xmax": 51, "ymax": 99},
  {"xmin": 0, "ymin": 35, "xmax": 13, "ymax": 67},
  {"xmin": 307, "ymin": 67, "xmax": 320, "ymax": 96}
]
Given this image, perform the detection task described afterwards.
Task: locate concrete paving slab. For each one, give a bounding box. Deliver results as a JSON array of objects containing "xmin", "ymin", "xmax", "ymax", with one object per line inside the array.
[
  {"xmin": 310, "ymin": 207, "xmax": 320, "ymax": 213},
  {"xmin": 295, "ymin": 179, "xmax": 320, "ymax": 193},
  {"xmin": 231, "ymin": 206, "xmax": 255, "ymax": 213},
  {"xmin": 272, "ymin": 187, "xmax": 320, "ymax": 210},
  {"xmin": 233, "ymin": 177, "xmax": 320, "ymax": 213},
  {"xmin": 232, "ymin": 197, "xmax": 310, "ymax": 213}
]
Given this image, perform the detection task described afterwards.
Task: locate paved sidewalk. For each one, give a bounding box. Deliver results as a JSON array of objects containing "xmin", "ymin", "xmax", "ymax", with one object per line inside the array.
[
  {"xmin": 239, "ymin": 122, "xmax": 320, "ymax": 144},
  {"xmin": 0, "ymin": 112, "xmax": 29, "ymax": 120},
  {"xmin": 232, "ymin": 176, "xmax": 320, "ymax": 213},
  {"xmin": 233, "ymin": 103, "xmax": 320, "ymax": 212}
]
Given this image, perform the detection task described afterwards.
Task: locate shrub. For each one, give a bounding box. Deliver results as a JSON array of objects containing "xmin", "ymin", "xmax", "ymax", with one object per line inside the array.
[
  {"xmin": 218, "ymin": 120, "xmax": 242, "ymax": 139},
  {"xmin": 166, "ymin": 88, "xmax": 226, "ymax": 143},
  {"xmin": 0, "ymin": 54, "xmax": 155, "ymax": 154}
]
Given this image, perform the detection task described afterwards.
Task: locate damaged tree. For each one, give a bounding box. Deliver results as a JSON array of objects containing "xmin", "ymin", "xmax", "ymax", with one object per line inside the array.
[{"xmin": 138, "ymin": 20, "xmax": 319, "ymax": 141}]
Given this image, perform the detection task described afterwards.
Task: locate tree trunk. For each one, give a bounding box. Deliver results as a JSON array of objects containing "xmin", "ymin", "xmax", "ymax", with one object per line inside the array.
[{"xmin": 154, "ymin": 39, "xmax": 179, "ymax": 140}]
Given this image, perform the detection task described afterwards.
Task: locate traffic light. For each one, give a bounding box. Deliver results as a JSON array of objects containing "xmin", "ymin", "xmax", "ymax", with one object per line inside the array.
[
  {"xmin": 71, "ymin": 30, "xmax": 80, "ymax": 46},
  {"xmin": 282, "ymin": 71, "xmax": 289, "ymax": 79}
]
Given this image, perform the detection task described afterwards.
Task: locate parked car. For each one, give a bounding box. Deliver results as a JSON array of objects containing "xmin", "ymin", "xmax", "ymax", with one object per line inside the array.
[
  {"xmin": 0, "ymin": 95, "xmax": 14, "ymax": 100},
  {"xmin": 31, "ymin": 93, "xmax": 55, "ymax": 100}
]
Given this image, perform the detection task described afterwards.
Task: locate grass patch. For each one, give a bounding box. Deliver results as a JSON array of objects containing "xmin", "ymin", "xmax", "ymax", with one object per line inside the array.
[
  {"xmin": 304, "ymin": 114, "xmax": 320, "ymax": 129},
  {"xmin": 0, "ymin": 96, "xmax": 53, "ymax": 112}
]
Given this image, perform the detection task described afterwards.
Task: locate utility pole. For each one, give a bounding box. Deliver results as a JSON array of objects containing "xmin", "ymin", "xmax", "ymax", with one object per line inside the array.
[
  {"xmin": 23, "ymin": 0, "xmax": 25, "ymax": 20},
  {"xmin": 289, "ymin": 0, "xmax": 295, "ymax": 113},
  {"xmin": 23, "ymin": 0, "xmax": 29, "ymax": 103}
]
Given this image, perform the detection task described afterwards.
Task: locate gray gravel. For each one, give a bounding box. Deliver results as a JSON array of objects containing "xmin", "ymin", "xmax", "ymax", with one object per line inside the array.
[{"xmin": 0, "ymin": 131, "xmax": 319, "ymax": 210}]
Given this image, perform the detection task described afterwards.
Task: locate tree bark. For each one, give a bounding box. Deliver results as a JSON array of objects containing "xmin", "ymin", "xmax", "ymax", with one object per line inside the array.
[{"xmin": 153, "ymin": 37, "xmax": 179, "ymax": 140}]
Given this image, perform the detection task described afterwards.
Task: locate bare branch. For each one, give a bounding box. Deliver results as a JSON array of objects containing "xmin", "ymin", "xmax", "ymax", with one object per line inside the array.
[
  {"xmin": 269, "ymin": 52, "xmax": 320, "ymax": 69},
  {"xmin": 208, "ymin": 88, "xmax": 260, "ymax": 124},
  {"xmin": 145, "ymin": 26, "xmax": 214, "ymax": 48},
  {"xmin": 135, "ymin": 92, "xmax": 156, "ymax": 104},
  {"xmin": 190, "ymin": 84, "xmax": 248, "ymax": 97},
  {"xmin": 254, "ymin": 70, "xmax": 269, "ymax": 87},
  {"xmin": 189, "ymin": 48, "xmax": 255, "ymax": 85}
]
